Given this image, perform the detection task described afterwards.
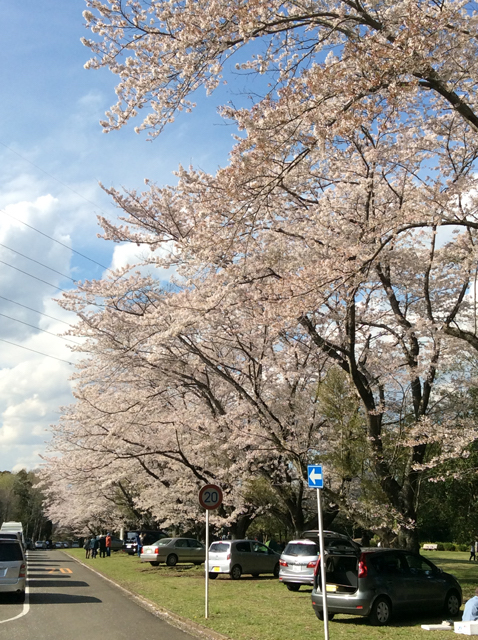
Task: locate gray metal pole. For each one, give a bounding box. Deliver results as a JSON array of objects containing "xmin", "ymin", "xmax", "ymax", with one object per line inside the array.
[
  {"xmin": 205, "ymin": 509, "xmax": 209, "ymax": 619},
  {"xmin": 317, "ymin": 488, "xmax": 329, "ymax": 640}
]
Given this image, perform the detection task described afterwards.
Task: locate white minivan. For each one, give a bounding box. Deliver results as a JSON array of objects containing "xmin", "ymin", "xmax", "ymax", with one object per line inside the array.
[{"xmin": 208, "ymin": 539, "xmax": 280, "ymax": 580}]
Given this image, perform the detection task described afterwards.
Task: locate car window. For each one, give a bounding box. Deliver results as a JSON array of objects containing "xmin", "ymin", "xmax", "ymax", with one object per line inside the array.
[
  {"xmin": 252, "ymin": 543, "xmax": 269, "ymax": 554},
  {"xmin": 370, "ymin": 552, "xmax": 405, "ymax": 575},
  {"xmin": 210, "ymin": 542, "xmax": 230, "ymax": 553},
  {"xmin": 235, "ymin": 542, "xmax": 251, "ymax": 553},
  {"xmin": 156, "ymin": 538, "xmax": 172, "ymax": 546},
  {"xmin": 187, "ymin": 539, "xmax": 203, "ymax": 548},
  {"xmin": 284, "ymin": 543, "xmax": 318, "ymax": 556},
  {"xmin": 403, "ymin": 553, "xmax": 435, "ymax": 575},
  {"xmin": 0, "ymin": 543, "xmax": 23, "ymax": 561},
  {"xmin": 174, "ymin": 539, "xmax": 188, "ymax": 548}
]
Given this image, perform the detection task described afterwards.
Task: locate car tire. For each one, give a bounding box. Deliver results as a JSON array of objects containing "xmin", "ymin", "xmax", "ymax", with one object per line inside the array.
[
  {"xmin": 273, "ymin": 563, "xmax": 280, "ymax": 578},
  {"xmin": 316, "ymin": 610, "xmax": 335, "ymax": 621},
  {"xmin": 166, "ymin": 554, "xmax": 178, "ymax": 567},
  {"xmin": 369, "ymin": 596, "xmax": 392, "ymax": 626},
  {"xmin": 150, "ymin": 561, "xmax": 160, "ymax": 566},
  {"xmin": 230, "ymin": 564, "xmax": 242, "ymax": 580},
  {"xmin": 16, "ymin": 591, "xmax": 25, "ymax": 604},
  {"xmin": 208, "ymin": 572, "xmax": 218, "ymax": 580},
  {"xmin": 444, "ymin": 590, "xmax": 461, "ymax": 617},
  {"xmin": 286, "ymin": 583, "xmax": 301, "ymax": 592}
]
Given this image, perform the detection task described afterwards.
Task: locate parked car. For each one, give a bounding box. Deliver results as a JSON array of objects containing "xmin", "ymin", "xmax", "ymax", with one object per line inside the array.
[
  {"xmin": 141, "ymin": 537, "xmax": 205, "ymax": 566},
  {"xmin": 34, "ymin": 540, "xmax": 47, "ymax": 549},
  {"xmin": 71, "ymin": 541, "xmax": 80, "ymax": 548},
  {"xmin": 311, "ymin": 547, "xmax": 462, "ymax": 626},
  {"xmin": 124, "ymin": 530, "xmax": 167, "ymax": 555},
  {"xmin": 208, "ymin": 539, "xmax": 280, "ymax": 580},
  {"xmin": 54, "ymin": 541, "xmax": 63, "ymax": 548},
  {"xmin": 0, "ymin": 539, "xmax": 26, "ymax": 602},
  {"xmin": 280, "ymin": 532, "xmax": 360, "ymax": 591}
]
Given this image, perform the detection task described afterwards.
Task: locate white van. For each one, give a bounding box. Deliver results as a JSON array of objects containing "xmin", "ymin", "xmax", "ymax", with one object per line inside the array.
[{"xmin": 0, "ymin": 522, "xmax": 24, "ymax": 547}]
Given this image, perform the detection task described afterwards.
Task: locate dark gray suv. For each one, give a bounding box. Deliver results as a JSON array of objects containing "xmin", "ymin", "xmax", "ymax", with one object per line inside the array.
[{"xmin": 311, "ymin": 547, "xmax": 462, "ymax": 625}]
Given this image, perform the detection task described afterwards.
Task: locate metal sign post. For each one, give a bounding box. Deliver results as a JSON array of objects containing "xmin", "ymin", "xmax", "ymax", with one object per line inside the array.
[
  {"xmin": 199, "ymin": 484, "xmax": 223, "ymax": 619},
  {"xmin": 308, "ymin": 465, "xmax": 329, "ymax": 640}
]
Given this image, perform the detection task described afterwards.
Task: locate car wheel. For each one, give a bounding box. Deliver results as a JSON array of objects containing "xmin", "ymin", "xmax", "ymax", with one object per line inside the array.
[
  {"xmin": 208, "ymin": 572, "xmax": 218, "ymax": 580},
  {"xmin": 444, "ymin": 590, "xmax": 461, "ymax": 617},
  {"xmin": 230, "ymin": 564, "xmax": 242, "ymax": 580},
  {"xmin": 273, "ymin": 563, "xmax": 280, "ymax": 578},
  {"xmin": 369, "ymin": 596, "xmax": 392, "ymax": 626},
  {"xmin": 16, "ymin": 591, "xmax": 25, "ymax": 604},
  {"xmin": 286, "ymin": 583, "xmax": 301, "ymax": 592},
  {"xmin": 150, "ymin": 561, "xmax": 160, "ymax": 566},
  {"xmin": 315, "ymin": 610, "xmax": 335, "ymax": 621},
  {"xmin": 166, "ymin": 554, "xmax": 178, "ymax": 567}
]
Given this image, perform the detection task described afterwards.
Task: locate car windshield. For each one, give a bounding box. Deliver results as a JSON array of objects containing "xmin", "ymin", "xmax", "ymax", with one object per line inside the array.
[
  {"xmin": 156, "ymin": 538, "xmax": 172, "ymax": 546},
  {"xmin": 0, "ymin": 543, "xmax": 23, "ymax": 561},
  {"xmin": 210, "ymin": 542, "xmax": 230, "ymax": 553},
  {"xmin": 285, "ymin": 543, "xmax": 318, "ymax": 556}
]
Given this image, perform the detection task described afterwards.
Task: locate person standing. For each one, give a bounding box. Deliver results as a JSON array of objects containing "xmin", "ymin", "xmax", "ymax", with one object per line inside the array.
[
  {"xmin": 84, "ymin": 537, "xmax": 91, "ymax": 559},
  {"xmin": 136, "ymin": 532, "xmax": 142, "ymax": 557},
  {"xmin": 463, "ymin": 588, "xmax": 478, "ymax": 621},
  {"xmin": 470, "ymin": 543, "xmax": 476, "ymax": 562},
  {"xmin": 99, "ymin": 536, "xmax": 107, "ymax": 558},
  {"xmin": 106, "ymin": 533, "xmax": 112, "ymax": 557},
  {"xmin": 92, "ymin": 536, "xmax": 99, "ymax": 559}
]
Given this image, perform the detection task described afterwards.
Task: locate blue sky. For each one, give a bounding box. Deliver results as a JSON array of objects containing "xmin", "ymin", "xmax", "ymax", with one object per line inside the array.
[{"xmin": 0, "ymin": 1, "xmax": 238, "ymax": 471}]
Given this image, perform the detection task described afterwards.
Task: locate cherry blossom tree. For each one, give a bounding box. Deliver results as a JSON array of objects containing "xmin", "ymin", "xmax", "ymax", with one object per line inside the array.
[{"xmin": 43, "ymin": 1, "xmax": 478, "ymax": 549}]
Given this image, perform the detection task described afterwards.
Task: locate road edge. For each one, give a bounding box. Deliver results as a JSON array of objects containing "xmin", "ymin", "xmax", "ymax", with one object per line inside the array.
[{"xmin": 65, "ymin": 552, "xmax": 230, "ymax": 640}]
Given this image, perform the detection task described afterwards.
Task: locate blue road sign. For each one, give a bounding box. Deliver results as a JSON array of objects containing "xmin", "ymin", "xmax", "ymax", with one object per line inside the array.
[{"xmin": 308, "ymin": 465, "xmax": 323, "ymax": 488}]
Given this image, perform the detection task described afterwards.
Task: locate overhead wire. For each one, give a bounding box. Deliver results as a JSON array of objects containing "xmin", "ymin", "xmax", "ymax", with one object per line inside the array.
[{"xmin": 0, "ymin": 337, "xmax": 75, "ymax": 366}]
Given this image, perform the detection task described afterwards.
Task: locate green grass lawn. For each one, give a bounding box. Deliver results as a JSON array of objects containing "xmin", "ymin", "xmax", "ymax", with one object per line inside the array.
[{"xmin": 65, "ymin": 549, "xmax": 478, "ymax": 640}]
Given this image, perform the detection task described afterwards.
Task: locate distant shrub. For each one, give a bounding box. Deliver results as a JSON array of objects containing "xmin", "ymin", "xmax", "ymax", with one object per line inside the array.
[
  {"xmin": 443, "ymin": 543, "xmax": 456, "ymax": 551},
  {"xmin": 459, "ymin": 544, "xmax": 468, "ymax": 552},
  {"xmin": 436, "ymin": 543, "xmax": 445, "ymax": 551}
]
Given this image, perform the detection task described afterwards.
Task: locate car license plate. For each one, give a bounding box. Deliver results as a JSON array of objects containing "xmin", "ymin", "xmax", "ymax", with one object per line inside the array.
[
  {"xmin": 326, "ymin": 584, "xmax": 337, "ymax": 592},
  {"xmin": 293, "ymin": 565, "xmax": 303, "ymax": 572},
  {"xmin": 212, "ymin": 566, "xmax": 220, "ymax": 572}
]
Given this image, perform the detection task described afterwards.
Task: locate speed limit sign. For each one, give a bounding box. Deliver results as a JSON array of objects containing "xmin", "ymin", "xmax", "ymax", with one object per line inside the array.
[{"xmin": 199, "ymin": 484, "xmax": 223, "ymax": 510}]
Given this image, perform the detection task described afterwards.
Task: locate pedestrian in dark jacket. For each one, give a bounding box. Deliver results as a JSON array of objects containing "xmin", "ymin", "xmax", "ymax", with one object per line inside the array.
[
  {"xmin": 99, "ymin": 536, "xmax": 107, "ymax": 558},
  {"xmin": 84, "ymin": 538, "xmax": 91, "ymax": 559}
]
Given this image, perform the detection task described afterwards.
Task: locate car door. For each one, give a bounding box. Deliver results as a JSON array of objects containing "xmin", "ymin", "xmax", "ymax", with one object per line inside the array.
[
  {"xmin": 251, "ymin": 542, "xmax": 272, "ymax": 574},
  {"xmin": 173, "ymin": 538, "xmax": 190, "ymax": 562},
  {"xmin": 402, "ymin": 552, "xmax": 445, "ymax": 608},
  {"xmin": 369, "ymin": 551, "xmax": 415, "ymax": 611},
  {"xmin": 187, "ymin": 539, "xmax": 205, "ymax": 563},
  {"xmin": 234, "ymin": 541, "xmax": 253, "ymax": 573}
]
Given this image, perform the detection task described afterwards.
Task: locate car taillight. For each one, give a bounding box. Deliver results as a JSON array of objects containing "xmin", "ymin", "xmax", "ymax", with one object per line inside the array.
[
  {"xmin": 307, "ymin": 560, "xmax": 317, "ymax": 568},
  {"xmin": 227, "ymin": 553, "xmax": 231, "ymax": 560},
  {"xmin": 19, "ymin": 563, "xmax": 26, "ymax": 578},
  {"xmin": 358, "ymin": 553, "xmax": 367, "ymax": 578},
  {"xmin": 153, "ymin": 548, "xmax": 159, "ymax": 553},
  {"xmin": 280, "ymin": 559, "xmax": 288, "ymax": 567},
  {"xmin": 314, "ymin": 555, "xmax": 320, "ymax": 577}
]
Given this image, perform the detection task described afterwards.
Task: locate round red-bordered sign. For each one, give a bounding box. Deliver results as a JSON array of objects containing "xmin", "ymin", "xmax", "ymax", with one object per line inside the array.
[{"xmin": 199, "ymin": 484, "xmax": 223, "ymax": 510}]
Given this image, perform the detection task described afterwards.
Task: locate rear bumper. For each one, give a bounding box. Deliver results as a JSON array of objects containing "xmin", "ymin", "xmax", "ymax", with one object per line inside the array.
[
  {"xmin": 311, "ymin": 589, "xmax": 372, "ymax": 617},
  {"xmin": 0, "ymin": 578, "xmax": 26, "ymax": 594}
]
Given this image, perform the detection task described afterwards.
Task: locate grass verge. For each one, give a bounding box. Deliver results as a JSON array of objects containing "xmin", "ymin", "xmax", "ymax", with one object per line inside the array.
[{"xmin": 66, "ymin": 549, "xmax": 477, "ymax": 640}]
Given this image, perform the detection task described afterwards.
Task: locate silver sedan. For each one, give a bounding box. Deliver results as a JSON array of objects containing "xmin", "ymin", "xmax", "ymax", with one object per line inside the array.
[{"xmin": 140, "ymin": 537, "xmax": 205, "ymax": 567}]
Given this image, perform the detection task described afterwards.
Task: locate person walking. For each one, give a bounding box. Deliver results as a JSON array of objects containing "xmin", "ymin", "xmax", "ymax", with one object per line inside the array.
[
  {"xmin": 106, "ymin": 533, "xmax": 112, "ymax": 557},
  {"xmin": 470, "ymin": 543, "xmax": 476, "ymax": 562},
  {"xmin": 136, "ymin": 532, "xmax": 142, "ymax": 557},
  {"xmin": 84, "ymin": 537, "xmax": 91, "ymax": 559},
  {"xmin": 91, "ymin": 536, "xmax": 99, "ymax": 559}
]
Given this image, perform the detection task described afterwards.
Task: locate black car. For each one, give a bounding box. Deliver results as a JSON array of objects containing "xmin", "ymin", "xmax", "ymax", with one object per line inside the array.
[
  {"xmin": 124, "ymin": 530, "xmax": 168, "ymax": 555},
  {"xmin": 311, "ymin": 547, "xmax": 462, "ymax": 625}
]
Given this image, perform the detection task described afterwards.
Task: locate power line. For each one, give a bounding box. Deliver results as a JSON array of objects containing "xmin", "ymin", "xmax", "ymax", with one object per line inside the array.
[
  {"xmin": 0, "ymin": 260, "xmax": 72, "ymax": 294},
  {"xmin": 0, "ymin": 140, "xmax": 110, "ymax": 218},
  {"xmin": 0, "ymin": 208, "xmax": 111, "ymax": 272},
  {"xmin": 0, "ymin": 312, "xmax": 81, "ymax": 345},
  {"xmin": 0, "ymin": 295, "xmax": 75, "ymax": 327},
  {"xmin": 0, "ymin": 242, "xmax": 76, "ymax": 283},
  {"xmin": 0, "ymin": 337, "xmax": 75, "ymax": 365}
]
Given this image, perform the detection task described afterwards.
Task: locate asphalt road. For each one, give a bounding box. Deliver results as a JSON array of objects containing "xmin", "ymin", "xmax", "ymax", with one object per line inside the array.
[{"xmin": 0, "ymin": 549, "xmax": 196, "ymax": 640}]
